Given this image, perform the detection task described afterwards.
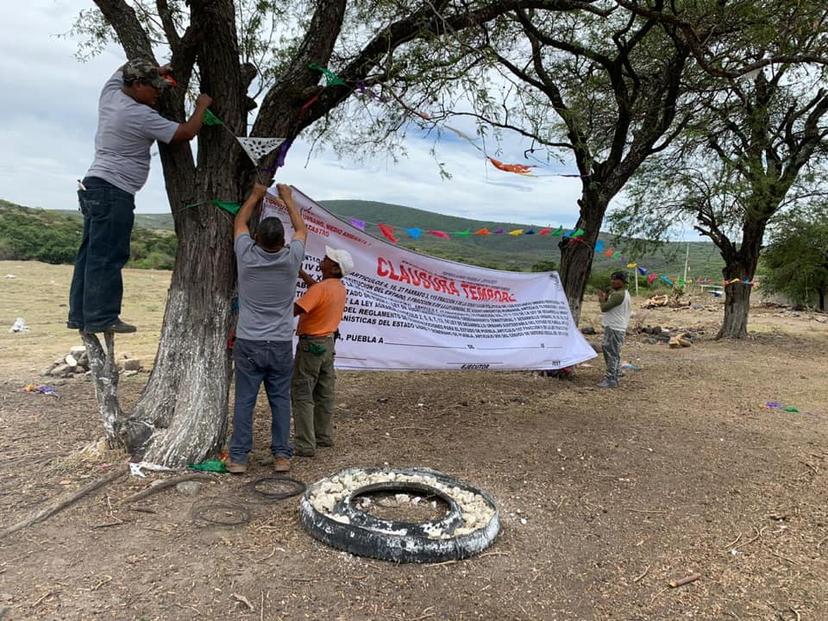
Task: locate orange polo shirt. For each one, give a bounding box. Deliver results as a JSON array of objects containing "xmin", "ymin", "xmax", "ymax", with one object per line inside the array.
[{"xmin": 296, "ymin": 278, "xmax": 347, "ymax": 336}]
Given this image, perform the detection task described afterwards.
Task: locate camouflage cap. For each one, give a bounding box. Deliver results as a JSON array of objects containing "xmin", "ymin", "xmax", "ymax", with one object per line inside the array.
[{"xmin": 122, "ymin": 59, "xmax": 169, "ymax": 89}]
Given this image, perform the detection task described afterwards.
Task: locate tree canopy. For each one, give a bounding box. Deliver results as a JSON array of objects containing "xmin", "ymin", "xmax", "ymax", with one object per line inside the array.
[{"xmin": 760, "ymin": 208, "xmax": 828, "ymax": 311}]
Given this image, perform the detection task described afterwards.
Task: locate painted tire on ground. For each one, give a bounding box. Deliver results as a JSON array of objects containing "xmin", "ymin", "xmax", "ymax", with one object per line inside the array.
[{"xmin": 299, "ymin": 467, "xmax": 500, "ymax": 563}]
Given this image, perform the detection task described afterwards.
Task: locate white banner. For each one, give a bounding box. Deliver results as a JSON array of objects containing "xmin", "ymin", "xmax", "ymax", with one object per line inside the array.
[{"xmin": 261, "ymin": 188, "xmax": 597, "ymax": 371}]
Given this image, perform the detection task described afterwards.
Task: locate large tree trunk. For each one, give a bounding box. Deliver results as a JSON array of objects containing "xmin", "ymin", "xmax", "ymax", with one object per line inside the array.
[
  {"xmin": 718, "ymin": 278, "xmax": 752, "ymax": 339},
  {"xmin": 125, "ymin": 226, "xmax": 236, "ymax": 466},
  {"xmin": 558, "ymin": 191, "xmax": 609, "ymax": 324},
  {"xmin": 716, "ymin": 220, "xmax": 764, "ymax": 340},
  {"xmin": 120, "ymin": 0, "xmax": 247, "ymax": 467}
]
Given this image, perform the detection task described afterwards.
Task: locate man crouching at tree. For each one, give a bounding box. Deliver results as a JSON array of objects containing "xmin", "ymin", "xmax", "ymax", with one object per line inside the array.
[
  {"xmin": 597, "ymin": 271, "xmax": 631, "ymax": 389},
  {"xmin": 292, "ymin": 247, "xmax": 353, "ymax": 457},
  {"xmin": 228, "ymin": 183, "xmax": 307, "ymax": 474}
]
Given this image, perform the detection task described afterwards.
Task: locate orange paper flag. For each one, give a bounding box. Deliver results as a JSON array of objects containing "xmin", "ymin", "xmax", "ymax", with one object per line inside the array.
[
  {"xmin": 488, "ymin": 157, "xmax": 534, "ymax": 175},
  {"xmin": 473, "ymin": 228, "xmax": 491, "ymax": 236}
]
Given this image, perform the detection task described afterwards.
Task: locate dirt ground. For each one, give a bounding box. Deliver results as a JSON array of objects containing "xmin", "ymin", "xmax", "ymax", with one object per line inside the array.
[{"xmin": 1, "ymin": 261, "xmax": 828, "ymax": 620}]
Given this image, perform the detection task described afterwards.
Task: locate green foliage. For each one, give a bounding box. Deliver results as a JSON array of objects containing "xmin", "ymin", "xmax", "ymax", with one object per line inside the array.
[
  {"xmin": 760, "ymin": 210, "xmax": 828, "ymax": 310},
  {"xmin": 531, "ymin": 259, "xmax": 557, "ymax": 272},
  {"xmin": 587, "ymin": 270, "xmax": 613, "ymax": 293},
  {"xmin": 0, "ymin": 201, "xmax": 178, "ymax": 271},
  {"xmin": 0, "ymin": 201, "xmax": 82, "ymax": 264}
]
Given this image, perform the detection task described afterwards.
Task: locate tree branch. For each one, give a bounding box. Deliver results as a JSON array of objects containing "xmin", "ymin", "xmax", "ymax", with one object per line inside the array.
[{"xmin": 93, "ymin": 0, "xmax": 156, "ymax": 62}]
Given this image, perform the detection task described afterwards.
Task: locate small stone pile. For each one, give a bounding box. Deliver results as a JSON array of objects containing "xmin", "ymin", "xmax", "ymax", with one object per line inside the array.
[{"xmin": 42, "ymin": 346, "xmax": 143, "ymax": 378}]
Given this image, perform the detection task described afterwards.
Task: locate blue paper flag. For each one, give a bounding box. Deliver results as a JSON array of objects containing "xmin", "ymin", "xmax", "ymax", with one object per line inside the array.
[
  {"xmin": 405, "ymin": 227, "xmax": 423, "ymax": 240},
  {"xmin": 595, "ymin": 240, "xmax": 604, "ymax": 252}
]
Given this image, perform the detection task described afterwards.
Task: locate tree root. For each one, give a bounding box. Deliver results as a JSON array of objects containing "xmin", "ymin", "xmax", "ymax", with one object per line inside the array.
[
  {"xmin": 120, "ymin": 473, "xmax": 215, "ymax": 505},
  {"xmin": 0, "ymin": 464, "xmax": 128, "ymax": 539}
]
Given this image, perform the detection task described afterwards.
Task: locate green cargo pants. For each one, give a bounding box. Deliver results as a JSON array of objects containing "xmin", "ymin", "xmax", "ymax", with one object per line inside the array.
[{"xmin": 291, "ymin": 335, "xmax": 336, "ymax": 456}]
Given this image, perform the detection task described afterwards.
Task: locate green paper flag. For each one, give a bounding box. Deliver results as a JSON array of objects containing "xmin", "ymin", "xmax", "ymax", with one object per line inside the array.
[
  {"xmin": 551, "ymin": 226, "xmax": 564, "ymax": 237},
  {"xmin": 203, "ymin": 109, "xmax": 224, "ymax": 126},
  {"xmin": 213, "ymin": 199, "xmax": 241, "ymax": 215},
  {"xmin": 308, "ymin": 63, "xmax": 347, "ymax": 87},
  {"xmin": 189, "ymin": 458, "xmax": 228, "ymax": 473},
  {"xmin": 453, "ymin": 230, "xmax": 472, "ymax": 238},
  {"xmin": 783, "ymin": 405, "xmax": 800, "ymax": 413},
  {"xmin": 571, "ymin": 228, "xmax": 585, "ymax": 238}
]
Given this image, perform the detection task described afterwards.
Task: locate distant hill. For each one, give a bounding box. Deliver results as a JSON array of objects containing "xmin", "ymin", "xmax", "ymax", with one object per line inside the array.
[
  {"xmin": 0, "ymin": 200, "xmax": 176, "ymax": 270},
  {"xmin": 320, "ymin": 200, "xmax": 723, "ymax": 278},
  {"xmin": 1, "ymin": 198, "xmax": 723, "ymax": 278}
]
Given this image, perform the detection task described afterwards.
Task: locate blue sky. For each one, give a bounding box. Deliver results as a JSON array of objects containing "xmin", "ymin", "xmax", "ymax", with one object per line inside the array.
[{"xmin": 0, "ymin": 1, "xmax": 611, "ymax": 230}]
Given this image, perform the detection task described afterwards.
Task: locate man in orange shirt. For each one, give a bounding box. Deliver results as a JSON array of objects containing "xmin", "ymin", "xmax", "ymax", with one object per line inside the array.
[{"xmin": 292, "ymin": 246, "xmax": 354, "ymax": 457}]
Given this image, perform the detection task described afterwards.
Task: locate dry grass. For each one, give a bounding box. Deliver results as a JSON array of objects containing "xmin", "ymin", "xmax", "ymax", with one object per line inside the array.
[
  {"xmin": 0, "ymin": 260, "xmax": 169, "ymax": 380},
  {"xmin": 1, "ymin": 261, "xmax": 827, "ymax": 620}
]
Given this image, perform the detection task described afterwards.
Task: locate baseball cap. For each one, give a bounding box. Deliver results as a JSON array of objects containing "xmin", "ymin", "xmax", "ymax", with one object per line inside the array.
[
  {"xmin": 610, "ymin": 270, "xmax": 628, "ymax": 282},
  {"xmin": 325, "ymin": 246, "xmax": 354, "ymax": 276},
  {"xmin": 122, "ymin": 60, "xmax": 171, "ymax": 89}
]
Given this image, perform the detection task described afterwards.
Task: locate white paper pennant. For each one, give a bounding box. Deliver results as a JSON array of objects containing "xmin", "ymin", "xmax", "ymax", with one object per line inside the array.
[{"xmin": 236, "ymin": 137, "xmax": 285, "ymax": 163}]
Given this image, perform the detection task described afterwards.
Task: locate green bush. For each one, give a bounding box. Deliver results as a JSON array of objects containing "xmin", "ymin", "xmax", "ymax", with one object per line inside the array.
[{"xmin": 0, "ymin": 204, "xmax": 179, "ymax": 270}]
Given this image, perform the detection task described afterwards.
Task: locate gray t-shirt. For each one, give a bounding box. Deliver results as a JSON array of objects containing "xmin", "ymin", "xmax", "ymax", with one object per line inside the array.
[
  {"xmin": 86, "ymin": 70, "xmax": 179, "ymax": 194},
  {"xmin": 235, "ymin": 234, "xmax": 304, "ymax": 341}
]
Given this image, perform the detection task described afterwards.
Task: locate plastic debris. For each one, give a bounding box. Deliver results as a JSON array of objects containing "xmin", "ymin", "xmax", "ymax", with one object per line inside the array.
[
  {"xmin": 9, "ymin": 317, "xmax": 28, "ymax": 333},
  {"xmin": 621, "ymin": 361, "xmax": 641, "ymax": 371},
  {"xmin": 766, "ymin": 402, "xmax": 800, "ymax": 413},
  {"xmin": 19, "ymin": 384, "xmax": 59, "ymax": 397},
  {"xmin": 189, "ymin": 458, "xmax": 228, "ymax": 473},
  {"xmin": 129, "ymin": 461, "xmax": 174, "ymax": 478}
]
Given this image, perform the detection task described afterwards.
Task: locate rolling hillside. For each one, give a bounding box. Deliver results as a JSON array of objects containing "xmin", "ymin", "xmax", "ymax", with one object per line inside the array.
[
  {"xmin": 322, "ymin": 199, "xmax": 723, "ymax": 277},
  {"xmin": 1, "ymin": 198, "xmax": 723, "ymax": 277}
]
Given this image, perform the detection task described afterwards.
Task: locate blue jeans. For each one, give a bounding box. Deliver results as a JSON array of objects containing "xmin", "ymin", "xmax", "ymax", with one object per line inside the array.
[
  {"xmin": 230, "ymin": 338, "xmax": 294, "ymax": 463},
  {"xmin": 68, "ymin": 177, "xmax": 135, "ymax": 331}
]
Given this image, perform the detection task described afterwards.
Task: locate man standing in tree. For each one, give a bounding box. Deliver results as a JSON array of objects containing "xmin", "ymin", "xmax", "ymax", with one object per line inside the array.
[
  {"xmin": 68, "ymin": 60, "xmax": 212, "ymax": 333},
  {"xmin": 597, "ymin": 271, "xmax": 631, "ymax": 389},
  {"xmin": 228, "ymin": 183, "xmax": 307, "ymax": 474},
  {"xmin": 292, "ymin": 247, "xmax": 353, "ymax": 457}
]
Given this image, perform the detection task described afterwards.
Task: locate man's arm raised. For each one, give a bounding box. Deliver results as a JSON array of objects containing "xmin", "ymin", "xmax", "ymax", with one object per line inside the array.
[
  {"xmin": 277, "ymin": 184, "xmax": 308, "ymax": 244},
  {"xmin": 171, "ymin": 94, "xmax": 213, "ymax": 143},
  {"xmin": 234, "ymin": 183, "xmax": 268, "ymax": 239}
]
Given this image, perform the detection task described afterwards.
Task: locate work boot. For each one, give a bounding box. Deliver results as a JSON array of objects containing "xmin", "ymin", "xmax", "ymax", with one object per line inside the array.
[
  {"xmin": 227, "ymin": 461, "xmax": 248, "ymax": 474},
  {"xmin": 87, "ymin": 318, "xmax": 137, "ymax": 334},
  {"xmin": 274, "ymin": 456, "xmax": 290, "ymax": 473},
  {"xmin": 597, "ymin": 378, "xmax": 618, "ymax": 389}
]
